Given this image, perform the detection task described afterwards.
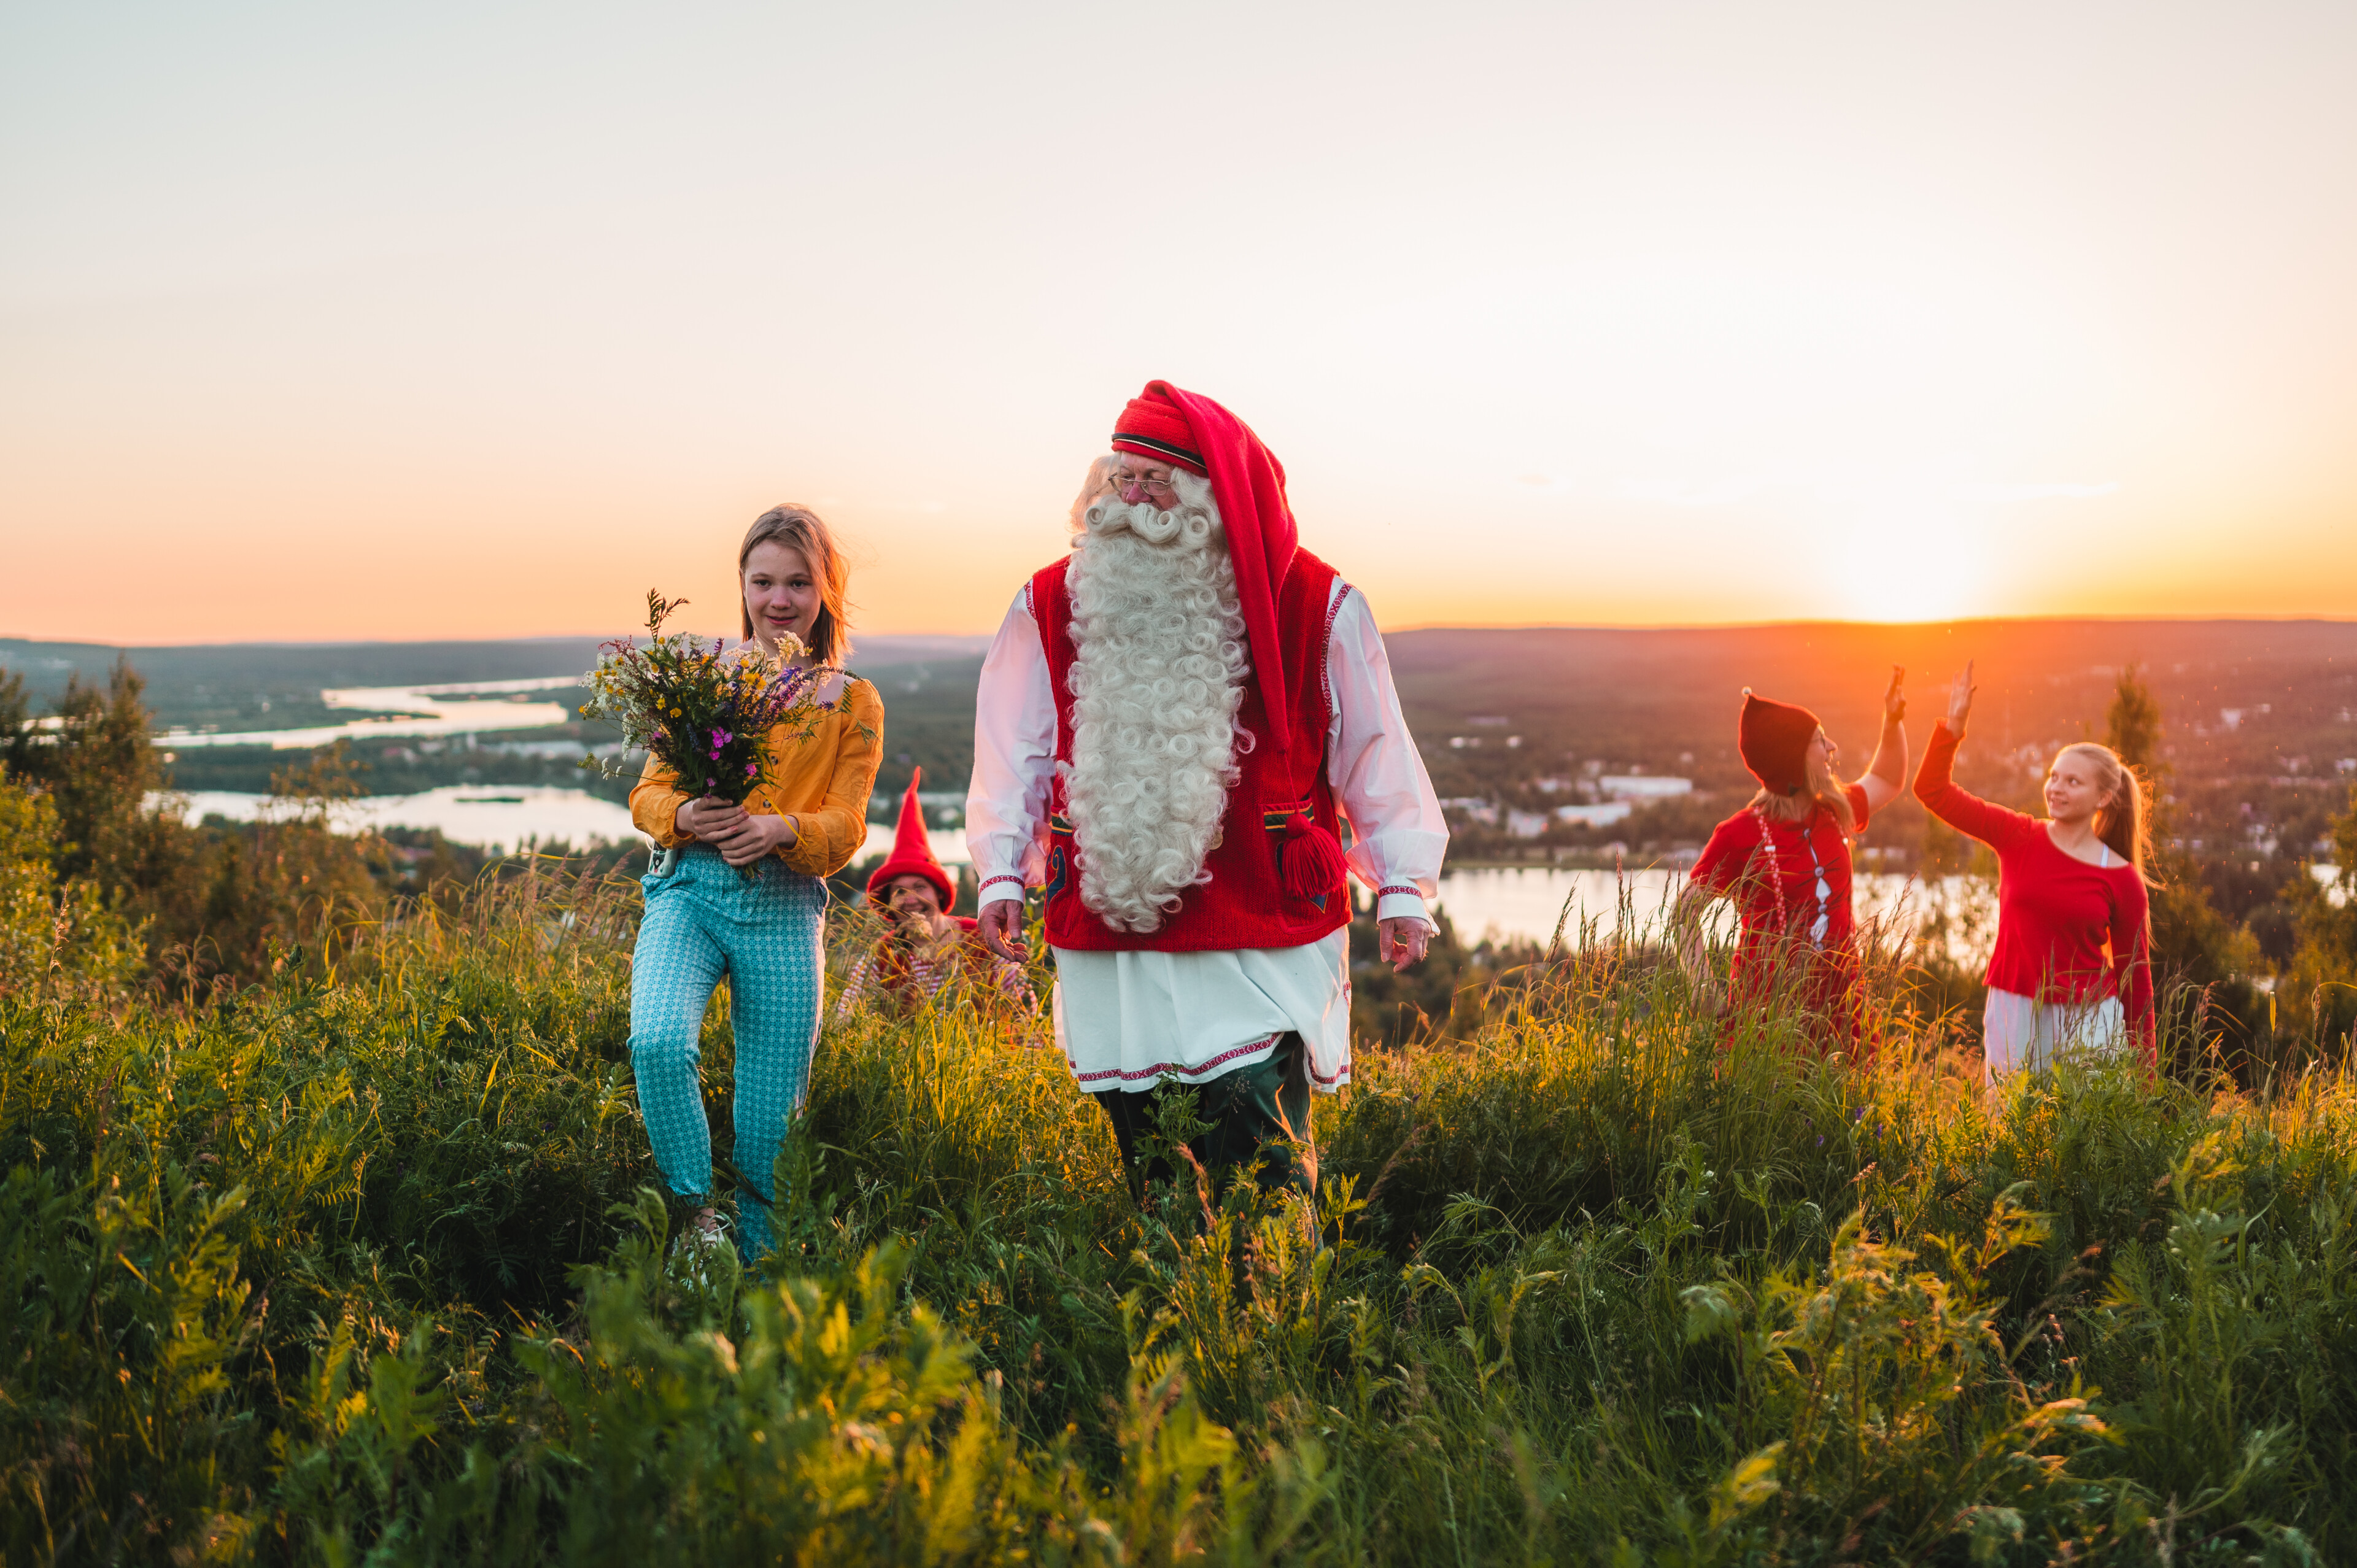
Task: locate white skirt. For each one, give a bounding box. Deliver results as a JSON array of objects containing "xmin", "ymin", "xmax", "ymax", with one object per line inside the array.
[
  {"xmin": 1050, "ymin": 930, "xmax": 1353, "ymax": 1097},
  {"xmin": 1981, "ymin": 987, "xmax": 2126, "ymax": 1085}
]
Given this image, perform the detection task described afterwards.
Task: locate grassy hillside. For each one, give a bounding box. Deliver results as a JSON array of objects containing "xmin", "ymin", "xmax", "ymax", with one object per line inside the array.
[{"xmin": 6, "ymin": 858, "xmax": 2355, "ymax": 1563}]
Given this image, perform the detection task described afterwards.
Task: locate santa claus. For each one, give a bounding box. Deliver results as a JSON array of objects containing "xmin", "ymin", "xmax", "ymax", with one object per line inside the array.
[{"xmin": 967, "ymin": 381, "xmax": 1447, "ymax": 1200}]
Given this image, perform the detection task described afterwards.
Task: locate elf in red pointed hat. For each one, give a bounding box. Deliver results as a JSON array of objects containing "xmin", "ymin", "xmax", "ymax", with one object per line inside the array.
[
  {"xmin": 1676, "ymin": 669, "xmax": 1913, "ymax": 1058},
  {"xmin": 966, "ymin": 381, "xmax": 1449, "ymax": 1202},
  {"xmin": 835, "ymin": 769, "xmax": 1034, "ymax": 1024}
]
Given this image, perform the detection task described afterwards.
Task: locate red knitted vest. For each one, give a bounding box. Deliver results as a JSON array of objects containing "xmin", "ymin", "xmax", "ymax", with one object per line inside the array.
[{"xmin": 1032, "ymin": 547, "xmax": 1349, "ymax": 953}]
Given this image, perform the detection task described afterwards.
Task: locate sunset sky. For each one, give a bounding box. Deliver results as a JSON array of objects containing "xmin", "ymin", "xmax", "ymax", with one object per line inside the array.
[{"xmin": 5, "ymin": 2, "xmax": 2355, "ymax": 646}]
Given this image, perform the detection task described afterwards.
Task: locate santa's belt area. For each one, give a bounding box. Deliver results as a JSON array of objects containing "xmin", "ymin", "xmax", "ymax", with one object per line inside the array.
[{"xmin": 1066, "ymin": 1033, "xmax": 1347, "ymax": 1089}]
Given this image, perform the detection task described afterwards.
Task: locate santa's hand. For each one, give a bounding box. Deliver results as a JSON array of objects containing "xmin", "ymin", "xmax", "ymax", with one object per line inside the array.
[
  {"xmin": 1379, "ymin": 916, "xmax": 1430, "ymax": 972},
  {"xmin": 978, "ymin": 900, "xmax": 1029, "ymax": 963}
]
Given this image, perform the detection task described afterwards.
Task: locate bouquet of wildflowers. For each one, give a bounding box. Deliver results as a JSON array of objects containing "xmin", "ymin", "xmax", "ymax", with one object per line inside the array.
[{"xmin": 578, "ymin": 591, "xmax": 829, "ymax": 808}]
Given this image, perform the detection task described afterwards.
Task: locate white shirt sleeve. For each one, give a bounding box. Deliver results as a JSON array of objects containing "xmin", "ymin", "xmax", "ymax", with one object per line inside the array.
[
  {"xmin": 1324, "ymin": 582, "xmax": 1448, "ymax": 929},
  {"xmin": 966, "ymin": 583, "xmax": 1057, "ymax": 910}
]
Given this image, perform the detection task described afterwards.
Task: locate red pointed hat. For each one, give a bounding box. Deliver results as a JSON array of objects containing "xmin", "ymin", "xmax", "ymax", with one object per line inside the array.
[
  {"xmin": 1110, "ymin": 380, "xmax": 1306, "ymax": 759},
  {"xmin": 865, "ymin": 767, "xmax": 955, "ymax": 907},
  {"xmin": 1738, "ymin": 690, "xmax": 1822, "ymax": 796}
]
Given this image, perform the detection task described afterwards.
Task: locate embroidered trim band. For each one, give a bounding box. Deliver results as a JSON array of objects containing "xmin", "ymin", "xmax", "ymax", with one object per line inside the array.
[
  {"xmin": 1067, "ymin": 1033, "xmax": 1283, "ymax": 1085},
  {"xmin": 1107, "ymin": 431, "xmax": 1204, "ymax": 469}
]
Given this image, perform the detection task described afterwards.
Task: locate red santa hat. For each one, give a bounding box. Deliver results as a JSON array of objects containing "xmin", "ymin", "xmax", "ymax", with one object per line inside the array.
[
  {"xmin": 1112, "ymin": 390, "xmax": 1209, "ymax": 476},
  {"xmin": 865, "ymin": 767, "xmax": 955, "ymax": 908},
  {"xmin": 1738, "ymin": 690, "xmax": 1822, "ymax": 797},
  {"xmin": 1110, "ymin": 381, "xmax": 1305, "ymax": 760},
  {"xmin": 1110, "ymin": 381, "xmax": 1347, "ymax": 899}
]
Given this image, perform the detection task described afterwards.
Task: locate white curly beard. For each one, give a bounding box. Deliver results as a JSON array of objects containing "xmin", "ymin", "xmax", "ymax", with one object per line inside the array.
[{"xmin": 1061, "ymin": 468, "xmax": 1252, "ymax": 934}]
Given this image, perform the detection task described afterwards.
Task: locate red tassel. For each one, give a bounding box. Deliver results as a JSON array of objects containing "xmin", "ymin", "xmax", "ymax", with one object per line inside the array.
[{"xmin": 1281, "ymin": 811, "xmax": 1349, "ymax": 901}]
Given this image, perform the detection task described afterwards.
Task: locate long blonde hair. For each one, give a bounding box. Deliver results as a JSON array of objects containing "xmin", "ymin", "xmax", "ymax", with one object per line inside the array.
[
  {"xmin": 740, "ymin": 504, "xmax": 852, "ymax": 665},
  {"xmin": 1746, "ymin": 737, "xmax": 1856, "ymax": 835},
  {"xmin": 2053, "ymin": 741, "xmax": 2151, "ymax": 875}
]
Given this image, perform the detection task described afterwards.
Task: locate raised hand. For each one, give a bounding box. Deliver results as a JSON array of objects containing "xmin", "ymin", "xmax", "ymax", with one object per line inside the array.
[
  {"xmin": 1883, "ymin": 665, "xmax": 1907, "ymax": 723},
  {"xmin": 1946, "ymin": 661, "xmax": 1977, "ymax": 733}
]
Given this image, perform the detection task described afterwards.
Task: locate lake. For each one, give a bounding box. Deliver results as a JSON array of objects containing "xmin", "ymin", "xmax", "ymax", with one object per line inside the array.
[
  {"xmin": 160, "ymin": 676, "xmax": 581, "ymax": 749},
  {"xmin": 160, "ymin": 787, "xmax": 967, "ymax": 866},
  {"xmin": 156, "ymin": 787, "xmax": 2005, "ymax": 952}
]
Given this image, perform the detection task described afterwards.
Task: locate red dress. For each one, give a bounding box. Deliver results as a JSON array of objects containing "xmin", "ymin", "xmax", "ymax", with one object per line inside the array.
[{"xmin": 1689, "ymin": 783, "xmax": 1873, "ymax": 1054}]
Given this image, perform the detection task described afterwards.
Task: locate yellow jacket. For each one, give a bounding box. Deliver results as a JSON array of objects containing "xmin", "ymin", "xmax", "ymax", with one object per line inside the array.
[{"xmin": 629, "ymin": 674, "xmax": 883, "ymax": 879}]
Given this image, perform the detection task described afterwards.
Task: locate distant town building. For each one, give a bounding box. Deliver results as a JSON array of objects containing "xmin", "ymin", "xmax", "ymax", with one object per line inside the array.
[
  {"xmin": 1506, "ymin": 809, "xmax": 1552, "ymax": 838},
  {"xmin": 1554, "ymin": 801, "xmax": 1633, "ymax": 828},
  {"xmin": 1441, "ymin": 797, "xmax": 1499, "ymax": 826},
  {"xmin": 1596, "ymin": 775, "xmax": 1693, "ymax": 800}
]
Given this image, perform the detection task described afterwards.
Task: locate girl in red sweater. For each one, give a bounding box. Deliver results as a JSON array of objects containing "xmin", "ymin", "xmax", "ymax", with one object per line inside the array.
[
  {"xmin": 1678, "ymin": 669, "xmax": 1910, "ymax": 1055},
  {"xmin": 1913, "ymin": 662, "xmax": 2156, "ymax": 1082}
]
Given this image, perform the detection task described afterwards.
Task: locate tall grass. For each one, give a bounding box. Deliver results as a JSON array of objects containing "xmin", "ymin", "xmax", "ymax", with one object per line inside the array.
[{"xmin": 3, "ymin": 865, "xmax": 2351, "ymax": 1562}]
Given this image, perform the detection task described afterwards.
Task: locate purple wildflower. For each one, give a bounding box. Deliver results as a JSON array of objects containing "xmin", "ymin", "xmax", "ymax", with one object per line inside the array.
[{"xmin": 745, "ymin": 762, "xmax": 758, "ymax": 776}]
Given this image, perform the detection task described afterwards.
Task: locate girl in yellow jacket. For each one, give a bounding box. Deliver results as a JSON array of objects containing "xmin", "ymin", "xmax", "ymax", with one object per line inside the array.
[{"xmin": 627, "ymin": 504, "xmax": 881, "ymax": 1263}]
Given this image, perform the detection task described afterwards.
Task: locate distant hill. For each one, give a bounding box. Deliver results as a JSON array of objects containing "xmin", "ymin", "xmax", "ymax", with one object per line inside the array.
[
  {"xmin": 9, "ymin": 620, "xmax": 2353, "ymax": 811},
  {"xmin": 0, "ymin": 634, "xmax": 993, "ymax": 736},
  {"xmin": 1384, "ymin": 619, "xmax": 2357, "ymax": 794}
]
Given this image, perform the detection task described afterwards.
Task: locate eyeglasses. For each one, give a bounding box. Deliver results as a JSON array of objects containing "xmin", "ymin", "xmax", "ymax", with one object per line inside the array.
[{"xmin": 1110, "ymin": 469, "xmax": 1178, "ymax": 501}]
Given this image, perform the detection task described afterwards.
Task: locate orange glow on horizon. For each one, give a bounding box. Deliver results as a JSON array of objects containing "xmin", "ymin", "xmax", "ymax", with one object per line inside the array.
[{"xmin": 6, "ymin": 6, "xmax": 2356, "ymax": 646}]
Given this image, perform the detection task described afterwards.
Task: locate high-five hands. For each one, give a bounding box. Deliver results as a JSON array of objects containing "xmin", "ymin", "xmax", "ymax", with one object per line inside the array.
[
  {"xmin": 1884, "ymin": 665, "xmax": 1907, "ymax": 723},
  {"xmin": 1946, "ymin": 660, "xmax": 1977, "ymax": 734}
]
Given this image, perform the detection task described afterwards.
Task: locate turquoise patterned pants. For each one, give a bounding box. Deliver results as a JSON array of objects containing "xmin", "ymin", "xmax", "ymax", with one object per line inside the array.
[{"xmin": 630, "ymin": 846, "xmax": 826, "ymax": 1263}]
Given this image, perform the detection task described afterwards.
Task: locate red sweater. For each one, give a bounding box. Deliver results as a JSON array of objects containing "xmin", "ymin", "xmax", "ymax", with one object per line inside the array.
[{"xmin": 1913, "ymin": 722, "xmax": 2154, "ymax": 1057}]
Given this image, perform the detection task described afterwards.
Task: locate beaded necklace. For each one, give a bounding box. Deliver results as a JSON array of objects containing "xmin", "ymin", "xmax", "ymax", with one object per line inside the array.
[{"xmin": 1751, "ymin": 802, "xmax": 1834, "ymax": 948}]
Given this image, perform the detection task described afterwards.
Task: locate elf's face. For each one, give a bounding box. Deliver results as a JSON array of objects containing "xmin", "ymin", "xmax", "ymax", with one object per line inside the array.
[
  {"xmin": 881, "ymin": 874, "xmax": 944, "ymax": 921},
  {"xmin": 1808, "ymin": 728, "xmax": 1839, "ymax": 777},
  {"xmin": 2043, "ymin": 751, "xmax": 2116, "ymax": 825}
]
